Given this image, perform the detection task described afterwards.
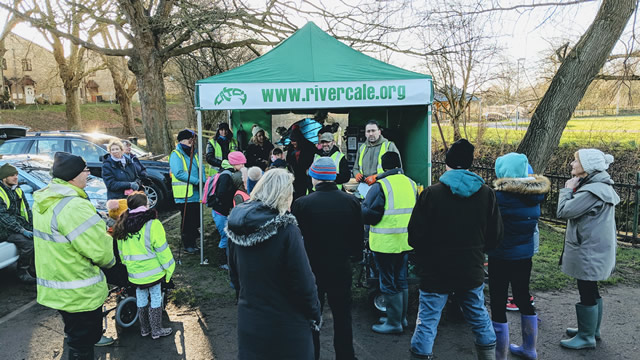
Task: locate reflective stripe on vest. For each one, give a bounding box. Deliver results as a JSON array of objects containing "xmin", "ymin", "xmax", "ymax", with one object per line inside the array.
[
  {"xmin": 120, "ymin": 221, "xmax": 174, "ymax": 281},
  {"xmin": 33, "ymin": 197, "xmax": 103, "ymax": 244},
  {"xmin": 37, "ymin": 271, "xmax": 105, "ymax": 290},
  {"xmin": 358, "ymin": 140, "xmax": 389, "ymax": 175},
  {"xmin": 171, "ymin": 150, "xmax": 197, "ymax": 198},
  {"xmin": 206, "ymin": 138, "xmax": 238, "ymax": 176},
  {"xmin": 0, "ymin": 186, "xmax": 29, "ymax": 221},
  {"xmin": 369, "ymin": 174, "xmax": 416, "ymax": 253}
]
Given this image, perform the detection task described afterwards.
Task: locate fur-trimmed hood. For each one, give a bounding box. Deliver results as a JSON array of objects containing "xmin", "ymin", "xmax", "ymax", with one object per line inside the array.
[
  {"xmin": 225, "ymin": 200, "xmax": 298, "ymax": 247},
  {"xmin": 493, "ymin": 174, "xmax": 551, "ymax": 195}
]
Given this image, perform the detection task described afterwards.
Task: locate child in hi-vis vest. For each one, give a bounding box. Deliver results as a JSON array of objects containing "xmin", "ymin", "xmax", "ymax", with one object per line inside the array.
[{"xmin": 112, "ymin": 192, "xmax": 175, "ymax": 339}]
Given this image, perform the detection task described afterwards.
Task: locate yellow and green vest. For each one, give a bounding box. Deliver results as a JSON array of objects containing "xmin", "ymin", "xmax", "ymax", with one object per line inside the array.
[
  {"xmin": 206, "ymin": 138, "xmax": 238, "ymax": 176},
  {"xmin": 117, "ymin": 219, "xmax": 175, "ymax": 285},
  {"xmin": 170, "ymin": 150, "xmax": 199, "ymax": 199},
  {"xmin": 0, "ymin": 186, "xmax": 29, "ymax": 221},
  {"xmin": 369, "ymin": 174, "xmax": 417, "ymax": 253},
  {"xmin": 358, "ymin": 140, "xmax": 389, "ymax": 175}
]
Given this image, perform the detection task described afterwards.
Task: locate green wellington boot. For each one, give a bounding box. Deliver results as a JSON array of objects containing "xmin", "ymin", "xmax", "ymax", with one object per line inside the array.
[
  {"xmin": 378, "ymin": 289, "xmax": 409, "ymax": 327},
  {"xmin": 560, "ymin": 303, "xmax": 597, "ymax": 349},
  {"xmin": 475, "ymin": 343, "xmax": 497, "ymax": 360},
  {"xmin": 372, "ymin": 292, "xmax": 403, "ymax": 334},
  {"xmin": 567, "ymin": 298, "xmax": 602, "ymax": 340}
]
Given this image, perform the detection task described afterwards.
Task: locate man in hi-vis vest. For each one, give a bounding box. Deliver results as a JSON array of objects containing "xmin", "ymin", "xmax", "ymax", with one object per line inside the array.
[
  {"xmin": 362, "ymin": 152, "xmax": 417, "ymax": 335},
  {"xmin": 0, "ymin": 163, "xmax": 35, "ymax": 283},
  {"xmin": 33, "ymin": 152, "xmax": 116, "ymax": 359},
  {"xmin": 352, "ymin": 120, "xmax": 401, "ymax": 186},
  {"xmin": 314, "ymin": 132, "xmax": 350, "ymax": 190}
]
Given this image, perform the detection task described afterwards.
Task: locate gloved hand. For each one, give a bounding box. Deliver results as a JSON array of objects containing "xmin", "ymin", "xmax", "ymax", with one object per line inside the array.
[
  {"xmin": 364, "ymin": 174, "xmax": 377, "ymax": 185},
  {"xmin": 130, "ymin": 182, "xmax": 140, "ymax": 191},
  {"xmin": 355, "ymin": 173, "xmax": 364, "ymax": 182},
  {"xmin": 22, "ymin": 230, "xmax": 33, "ymax": 239}
]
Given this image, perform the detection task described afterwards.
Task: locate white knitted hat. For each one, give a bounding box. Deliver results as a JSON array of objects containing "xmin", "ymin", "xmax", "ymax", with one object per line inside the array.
[{"xmin": 577, "ymin": 149, "xmax": 614, "ymax": 174}]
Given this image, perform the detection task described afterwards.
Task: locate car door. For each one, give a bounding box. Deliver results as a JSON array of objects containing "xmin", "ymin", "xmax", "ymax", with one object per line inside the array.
[
  {"xmin": 0, "ymin": 139, "xmax": 31, "ymax": 155},
  {"xmin": 28, "ymin": 138, "xmax": 66, "ymax": 159}
]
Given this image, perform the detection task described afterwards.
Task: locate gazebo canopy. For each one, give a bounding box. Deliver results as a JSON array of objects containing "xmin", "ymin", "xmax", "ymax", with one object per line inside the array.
[{"xmin": 196, "ymin": 22, "xmax": 432, "ymax": 110}]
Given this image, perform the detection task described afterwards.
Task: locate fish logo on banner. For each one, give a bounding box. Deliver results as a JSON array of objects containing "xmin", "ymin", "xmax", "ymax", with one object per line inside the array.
[{"xmin": 214, "ymin": 87, "xmax": 247, "ymax": 106}]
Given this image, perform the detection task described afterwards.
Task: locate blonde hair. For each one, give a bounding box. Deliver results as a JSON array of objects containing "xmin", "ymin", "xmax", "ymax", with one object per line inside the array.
[
  {"xmin": 250, "ymin": 168, "xmax": 293, "ymax": 215},
  {"xmin": 108, "ymin": 139, "xmax": 125, "ymax": 152}
]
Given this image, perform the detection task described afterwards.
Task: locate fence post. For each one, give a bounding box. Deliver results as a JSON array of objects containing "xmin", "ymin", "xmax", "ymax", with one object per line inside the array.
[{"xmin": 633, "ymin": 171, "xmax": 640, "ymax": 242}]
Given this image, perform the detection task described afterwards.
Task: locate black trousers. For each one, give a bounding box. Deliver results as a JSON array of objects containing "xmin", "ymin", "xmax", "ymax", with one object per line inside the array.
[
  {"xmin": 178, "ymin": 201, "xmax": 200, "ymax": 248},
  {"xmin": 488, "ymin": 256, "xmax": 535, "ymax": 323},
  {"xmin": 7, "ymin": 233, "xmax": 34, "ymax": 269},
  {"xmin": 59, "ymin": 307, "xmax": 102, "ymax": 359},
  {"xmin": 577, "ymin": 280, "xmax": 601, "ymax": 306},
  {"xmin": 313, "ymin": 282, "xmax": 355, "ymax": 360}
]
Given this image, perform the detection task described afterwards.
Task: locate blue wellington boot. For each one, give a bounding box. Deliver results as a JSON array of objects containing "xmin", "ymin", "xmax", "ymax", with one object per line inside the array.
[
  {"xmin": 510, "ymin": 314, "xmax": 538, "ymax": 359},
  {"xmin": 560, "ymin": 304, "xmax": 597, "ymax": 350},
  {"xmin": 492, "ymin": 321, "xmax": 509, "ymax": 360}
]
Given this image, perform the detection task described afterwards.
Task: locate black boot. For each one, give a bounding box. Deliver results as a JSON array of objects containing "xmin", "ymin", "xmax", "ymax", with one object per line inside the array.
[{"xmin": 68, "ymin": 346, "xmax": 94, "ymax": 360}]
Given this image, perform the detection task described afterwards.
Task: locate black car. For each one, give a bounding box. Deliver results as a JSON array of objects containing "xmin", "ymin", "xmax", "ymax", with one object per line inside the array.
[{"xmin": 0, "ymin": 131, "xmax": 174, "ymax": 209}]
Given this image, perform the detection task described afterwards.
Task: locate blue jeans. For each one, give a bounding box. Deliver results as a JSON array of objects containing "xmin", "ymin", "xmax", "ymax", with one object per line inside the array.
[
  {"xmin": 373, "ymin": 252, "xmax": 408, "ymax": 295},
  {"xmin": 136, "ymin": 283, "xmax": 163, "ymax": 308},
  {"xmin": 212, "ymin": 211, "xmax": 228, "ymax": 249},
  {"xmin": 411, "ymin": 284, "xmax": 496, "ymax": 356}
]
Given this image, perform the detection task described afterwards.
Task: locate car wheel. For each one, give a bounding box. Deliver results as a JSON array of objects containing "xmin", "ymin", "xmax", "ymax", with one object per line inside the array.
[{"xmin": 143, "ymin": 183, "xmax": 162, "ymax": 209}]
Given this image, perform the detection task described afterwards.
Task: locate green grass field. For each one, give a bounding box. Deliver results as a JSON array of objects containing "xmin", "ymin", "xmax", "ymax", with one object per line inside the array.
[{"xmin": 434, "ymin": 115, "xmax": 640, "ymax": 149}]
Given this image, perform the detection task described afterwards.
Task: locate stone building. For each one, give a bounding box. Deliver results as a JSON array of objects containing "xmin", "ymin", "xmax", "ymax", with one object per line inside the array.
[{"xmin": 1, "ymin": 32, "xmax": 181, "ymax": 105}]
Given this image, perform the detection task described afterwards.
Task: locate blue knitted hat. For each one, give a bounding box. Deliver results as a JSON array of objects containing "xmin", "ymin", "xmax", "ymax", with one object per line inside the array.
[
  {"xmin": 309, "ymin": 157, "xmax": 336, "ymax": 181},
  {"xmin": 495, "ymin": 153, "xmax": 529, "ymax": 178}
]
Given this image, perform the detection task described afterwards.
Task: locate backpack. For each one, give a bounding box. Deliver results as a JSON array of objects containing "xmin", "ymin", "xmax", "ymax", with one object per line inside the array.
[{"xmin": 201, "ymin": 170, "xmax": 232, "ymax": 205}]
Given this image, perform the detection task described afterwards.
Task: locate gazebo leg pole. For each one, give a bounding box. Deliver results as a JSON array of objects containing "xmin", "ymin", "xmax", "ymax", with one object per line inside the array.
[{"xmin": 197, "ymin": 110, "xmax": 207, "ymax": 265}]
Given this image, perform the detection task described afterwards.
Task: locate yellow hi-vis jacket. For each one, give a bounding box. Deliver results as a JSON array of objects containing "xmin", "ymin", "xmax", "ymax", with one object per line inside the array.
[
  {"xmin": 117, "ymin": 219, "xmax": 175, "ymax": 285},
  {"xmin": 358, "ymin": 140, "xmax": 389, "ymax": 175},
  {"xmin": 33, "ymin": 179, "xmax": 115, "ymax": 313},
  {"xmin": 0, "ymin": 186, "xmax": 29, "ymax": 221},
  {"xmin": 369, "ymin": 174, "xmax": 417, "ymax": 253},
  {"xmin": 170, "ymin": 149, "xmax": 198, "ymax": 199},
  {"xmin": 206, "ymin": 137, "xmax": 238, "ymax": 176}
]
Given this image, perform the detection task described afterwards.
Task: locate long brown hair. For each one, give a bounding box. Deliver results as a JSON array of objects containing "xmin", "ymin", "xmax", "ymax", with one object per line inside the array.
[{"xmin": 111, "ymin": 192, "xmax": 148, "ymax": 240}]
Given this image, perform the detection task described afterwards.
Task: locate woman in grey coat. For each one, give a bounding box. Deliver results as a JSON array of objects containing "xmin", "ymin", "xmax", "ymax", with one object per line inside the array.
[{"xmin": 557, "ymin": 149, "xmax": 620, "ymax": 350}]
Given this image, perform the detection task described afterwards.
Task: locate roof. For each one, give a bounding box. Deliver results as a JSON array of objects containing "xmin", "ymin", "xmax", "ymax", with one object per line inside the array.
[
  {"xmin": 196, "ymin": 22, "xmax": 431, "ymax": 84},
  {"xmin": 434, "ymin": 87, "xmax": 480, "ymax": 103}
]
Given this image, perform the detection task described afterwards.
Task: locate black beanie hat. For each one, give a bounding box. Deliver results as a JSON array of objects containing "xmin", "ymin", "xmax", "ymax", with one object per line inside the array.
[
  {"xmin": 381, "ymin": 152, "xmax": 401, "ymax": 171},
  {"xmin": 218, "ymin": 122, "xmax": 230, "ymax": 131},
  {"xmin": 52, "ymin": 152, "xmax": 86, "ymax": 181},
  {"xmin": 177, "ymin": 129, "xmax": 195, "ymax": 141},
  {"xmin": 0, "ymin": 163, "xmax": 18, "ymax": 179},
  {"xmin": 445, "ymin": 139, "xmax": 475, "ymax": 169}
]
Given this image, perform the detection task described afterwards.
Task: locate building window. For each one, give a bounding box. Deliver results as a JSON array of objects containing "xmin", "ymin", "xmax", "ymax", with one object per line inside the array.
[
  {"xmin": 22, "ymin": 59, "xmax": 32, "ymax": 71},
  {"xmin": 2, "ymin": 58, "xmax": 6, "ymax": 70}
]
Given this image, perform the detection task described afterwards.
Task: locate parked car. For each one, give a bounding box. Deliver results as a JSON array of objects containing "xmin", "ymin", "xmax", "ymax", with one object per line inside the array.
[
  {"xmin": 0, "ymin": 130, "xmax": 173, "ymax": 209},
  {"xmin": 0, "ymin": 155, "xmax": 109, "ymax": 270}
]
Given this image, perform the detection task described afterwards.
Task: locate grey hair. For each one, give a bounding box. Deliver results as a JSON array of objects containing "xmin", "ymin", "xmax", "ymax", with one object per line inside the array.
[
  {"xmin": 250, "ymin": 168, "xmax": 294, "ymax": 215},
  {"xmin": 107, "ymin": 139, "xmax": 125, "ymax": 151}
]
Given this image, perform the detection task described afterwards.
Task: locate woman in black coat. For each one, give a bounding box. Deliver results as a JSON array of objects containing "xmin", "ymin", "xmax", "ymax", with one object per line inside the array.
[
  {"xmin": 226, "ymin": 169, "xmax": 321, "ymax": 360},
  {"xmin": 102, "ymin": 139, "xmax": 141, "ymax": 200},
  {"xmin": 245, "ymin": 127, "xmax": 274, "ymax": 171},
  {"xmin": 286, "ymin": 126, "xmax": 316, "ymax": 200}
]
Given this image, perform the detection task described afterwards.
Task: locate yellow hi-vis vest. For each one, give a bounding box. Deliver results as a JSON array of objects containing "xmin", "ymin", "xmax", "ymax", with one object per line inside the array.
[
  {"xmin": 170, "ymin": 150, "xmax": 198, "ymax": 199},
  {"xmin": 206, "ymin": 138, "xmax": 238, "ymax": 176},
  {"xmin": 369, "ymin": 174, "xmax": 417, "ymax": 253},
  {"xmin": 0, "ymin": 186, "xmax": 29, "ymax": 221},
  {"xmin": 34, "ymin": 181, "xmax": 115, "ymax": 313},
  {"xmin": 117, "ymin": 219, "xmax": 175, "ymax": 285},
  {"xmin": 313, "ymin": 151, "xmax": 345, "ymax": 190},
  {"xmin": 358, "ymin": 140, "xmax": 389, "ymax": 175}
]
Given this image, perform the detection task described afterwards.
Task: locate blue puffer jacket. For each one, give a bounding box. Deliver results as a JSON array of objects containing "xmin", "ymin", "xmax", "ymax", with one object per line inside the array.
[
  {"xmin": 102, "ymin": 154, "xmax": 140, "ymax": 200},
  {"xmin": 488, "ymin": 175, "xmax": 550, "ymax": 260}
]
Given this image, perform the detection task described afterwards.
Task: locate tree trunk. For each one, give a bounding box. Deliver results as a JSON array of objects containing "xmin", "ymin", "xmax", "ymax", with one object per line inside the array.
[
  {"xmin": 114, "ymin": 81, "xmax": 137, "ymax": 136},
  {"xmin": 517, "ymin": 0, "xmax": 636, "ymax": 173},
  {"xmin": 131, "ymin": 53, "xmax": 173, "ymax": 155},
  {"xmin": 452, "ymin": 116, "xmax": 462, "ymax": 141},
  {"xmin": 65, "ymin": 86, "xmax": 82, "ymax": 130}
]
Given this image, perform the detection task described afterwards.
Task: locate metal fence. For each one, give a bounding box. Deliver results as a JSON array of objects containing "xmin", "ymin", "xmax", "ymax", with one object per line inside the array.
[{"xmin": 431, "ymin": 161, "xmax": 640, "ymax": 243}]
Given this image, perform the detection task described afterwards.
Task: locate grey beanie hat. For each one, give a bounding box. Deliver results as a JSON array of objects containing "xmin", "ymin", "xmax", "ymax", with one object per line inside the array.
[{"xmin": 577, "ymin": 149, "xmax": 614, "ymax": 174}]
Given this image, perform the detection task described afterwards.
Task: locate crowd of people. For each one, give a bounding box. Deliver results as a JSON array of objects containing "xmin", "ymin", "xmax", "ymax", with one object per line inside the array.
[{"xmin": 0, "ymin": 118, "xmax": 620, "ymax": 360}]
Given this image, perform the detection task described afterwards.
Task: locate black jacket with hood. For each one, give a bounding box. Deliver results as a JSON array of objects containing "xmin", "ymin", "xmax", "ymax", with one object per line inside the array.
[
  {"xmin": 226, "ymin": 200, "xmax": 321, "ymax": 360},
  {"xmin": 408, "ymin": 169, "xmax": 503, "ymax": 293}
]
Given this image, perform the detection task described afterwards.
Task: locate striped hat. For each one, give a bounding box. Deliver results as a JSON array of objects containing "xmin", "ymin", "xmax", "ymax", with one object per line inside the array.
[{"xmin": 309, "ymin": 157, "xmax": 336, "ymax": 181}]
